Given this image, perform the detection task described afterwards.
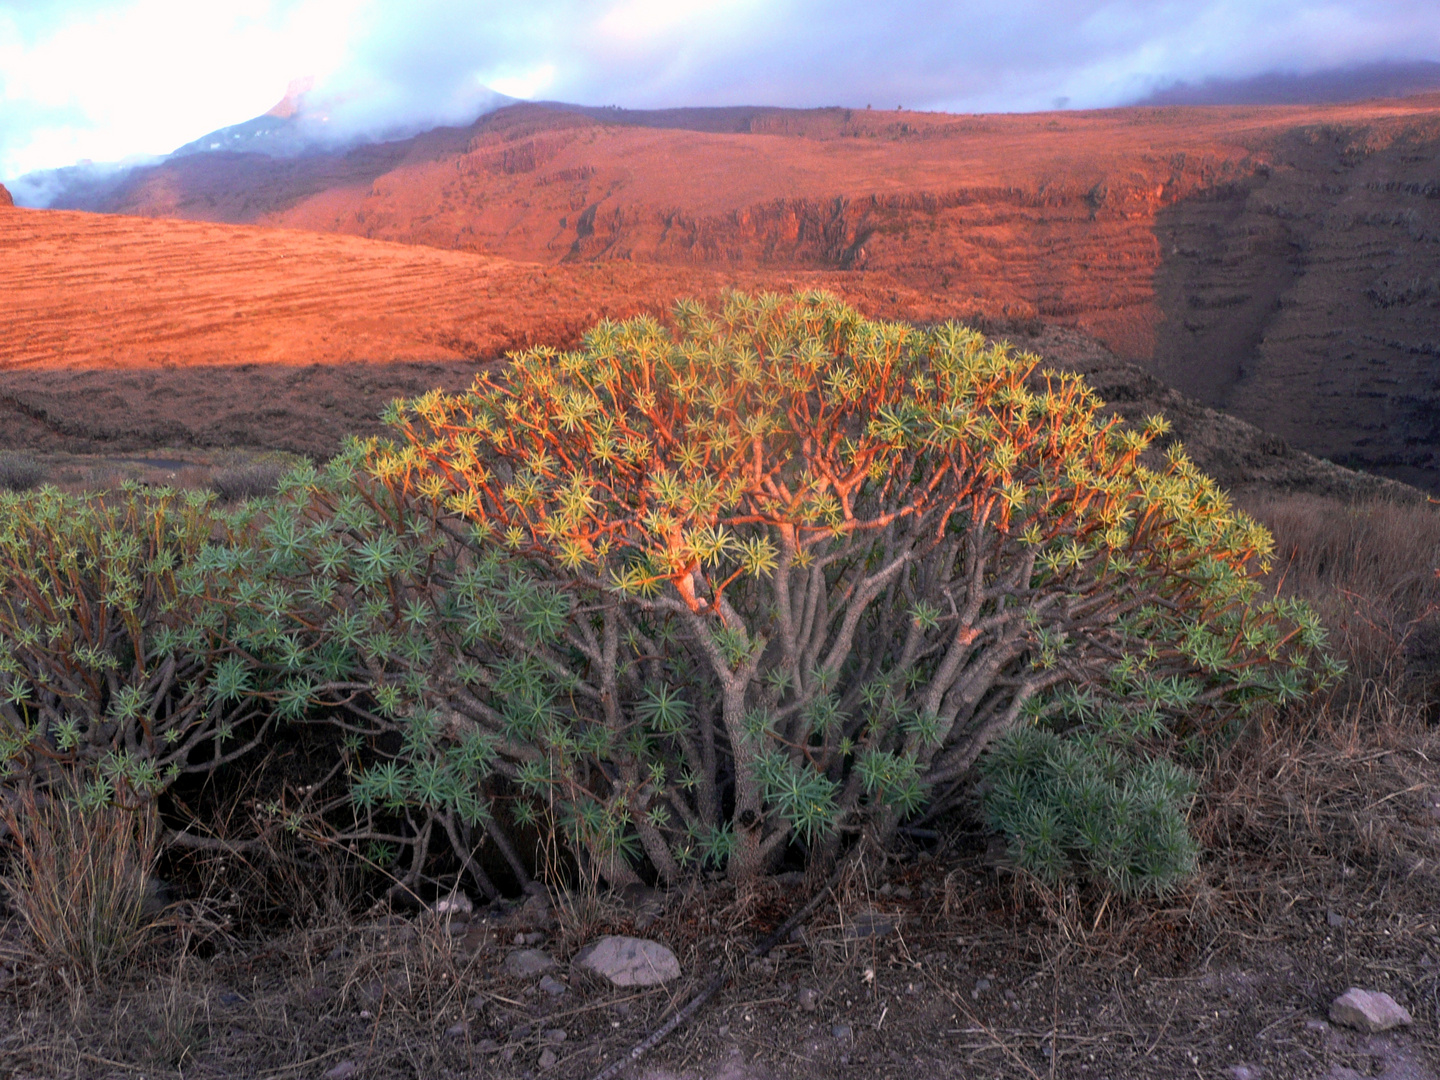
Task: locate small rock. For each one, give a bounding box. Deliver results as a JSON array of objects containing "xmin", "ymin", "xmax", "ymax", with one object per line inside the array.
[
  {"xmin": 796, "ymin": 987, "xmax": 819, "ymax": 1012},
  {"xmin": 324, "ymin": 1062, "xmax": 358, "ymax": 1080},
  {"xmin": 522, "ymin": 930, "xmax": 547, "ymax": 945},
  {"xmin": 832, "ymin": 1023, "xmax": 853, "ymax": 1041},
  {"xmin": 573, "ymin": 936, "xmax": 680, "ymax": 987},
  {"xmin": 477, "ymin": 1038, "xmax": 500, "ymax": 1053},
  {"xmin": 1326, "ymin": 910, "xmax": 1350, "ymax": 929},
  {"xmin": 1228, "ymin": 1066, "xmax": 1263, "ymax": 1080},
  {"xmin": 892, "ymin": 885, "xmax": 913, "ymax": 900},
  {"xmin": 544, "ymin": 1028, "xmax": 567, "ymax": 1044},
  {"xmin": 459, "ymin": 926, "xmax": 491, "ymax": 953},
  {"xmin": 519, "ymin": 889, "xmax": 556, "ymax": 930},
  {"xmin": 1329, "ymin": 987, "xmax": 1413, "ymax": 1033},
  {"xmin": 538, "ymin": 974, "xmax": 568, "ymax": 997},
  {"xmin": 506, "ymin": 949, "xmax": 558, "ymax": 977},
  {"xmin": 975, "ymin": 977, "xmax": 991, "ymax": 993},
  {"xmin": 511, "ymin": 1023, "xmax": 534, "ymax": 1041},
  {"xmin": 446, "ymin": 1021, "xmax": 469, "ymax": 1038},
  {"xmin": 218, "ymin": 991, "xmax": 245, "ymax": 1006},
  {"xmin": 1304, "ymin": 1018, "xmax": 1329, "ymax": 1033},
  {"xmin": 718, "ymin": 1025, "xmax": 730, "ymax": 1037},
  {"xmin": 433, "ymin": 892, "xmax": 474, "ymax": 919},
  {"xmin": 514, "ymin": 932, "xmax": 526, "ymax": 946},
  {"xmin": 539, "ymin": 1047, "xmax": 558, "ymax": 1069}
]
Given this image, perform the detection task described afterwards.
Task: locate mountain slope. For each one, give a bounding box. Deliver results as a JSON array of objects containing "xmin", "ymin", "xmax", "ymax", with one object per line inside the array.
[{"xmin": 21, "ymin": 95, "xmax": 1440, "ymax": 488}]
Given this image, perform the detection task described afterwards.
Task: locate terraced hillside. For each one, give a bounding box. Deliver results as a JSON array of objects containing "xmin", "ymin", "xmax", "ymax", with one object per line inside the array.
[{"xmin": 0, "ymin": 206, "xmax": 948, "ymax": 456}]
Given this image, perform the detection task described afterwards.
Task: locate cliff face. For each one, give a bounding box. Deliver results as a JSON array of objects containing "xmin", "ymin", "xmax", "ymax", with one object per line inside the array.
[
  {"xmin": 1153, "ymin": 114, "xmax": 1440, "ymax": 490},
  {"xmin": 0, "ymin": 183, "xmax": 13, "ymax": 208},
  {"xmin": 38, "ymin": 96, "xmax": 1440, "ymax": 488}
]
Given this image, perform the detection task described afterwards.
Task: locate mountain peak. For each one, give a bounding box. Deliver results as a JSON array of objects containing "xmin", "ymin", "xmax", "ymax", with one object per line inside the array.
[{"xmin": 266, "ymin": 76, "xmax": 315, "ymax": 120}]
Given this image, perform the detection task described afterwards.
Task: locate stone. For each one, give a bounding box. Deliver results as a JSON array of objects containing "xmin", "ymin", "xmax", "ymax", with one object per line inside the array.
[
  {"xmin": 432, "ymin": 892, "xmax": 474, "ymax": 919},
  {"xmin": 0, "ymin": 184, "xmax": 12, "ymax": 209},
  {"xmin": 573, "ymin": 936, "xmax": 680, "ymax": 987},
  {"xmin": 218, "ymin": 991, "xmax": 245, "ymax": 1006},
  {"xmin": 796, "ymin": 986, "xmax": 819, "ymax": 1012},
  {"xmin": 477, "ymin": 1038, "xmax": 500, "ymax": 1053},
  {"xmin": 445, "ymin": 1021, "xmax": 469, "ymax": 1038},
  {"xmin": 539, "ymin": 1047, "xmax": 558, "ymax": 1069},
  {"xmin": 505, "ymin": 949, "xmax": 558, "ymax": 977},
  {"xmin": 538, "ymin": 974, "xmax": 568, "ymax": 997},
  {"xmin": 544, "ymin": 1028, "xmax": 567, "ymax": 1044},
  {"xmin": 1326, "ymin": 910, "xmax": 1350, "ymax": 928},
  {"xmin": 1228, "ymin": 1066, "xmax": 1264, "ymax": 1080},
  {"xmin": 323, "ymin": 1062, "xmax": 358, "ymax": 1080},
  {"xmin": 1329, "ymin": 987, "xmax": 1413, "ymax": 1033},
  {"xmin": 832, "ymin": 1023, "xmax": 853, "ymax": 1041}
]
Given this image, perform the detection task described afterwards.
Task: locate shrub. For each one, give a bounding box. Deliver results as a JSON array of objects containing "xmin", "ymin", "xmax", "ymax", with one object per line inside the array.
[
  {"xmin": 0, "ymin": 485, "xmax": 267, "ymax": 808},
  {"xmin": 210, "ymin": 460, "xmax": 289, "ymax": 503},
  {"xmin": 0, "ymin": 452, "xmax": 46, "ymax": 493},
  {"xmin": 205, "ymin": 292, "xmax": 1329, "ymax": 894},
  {"xmin": 297, "ymin": 290, "xmax": 1321, "ymax": 891}
]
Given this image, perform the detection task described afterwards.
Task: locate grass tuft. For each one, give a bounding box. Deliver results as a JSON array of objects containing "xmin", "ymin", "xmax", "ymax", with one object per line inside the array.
[{"xmin": 1, "ymin": 784, "xmax": 160, "ymax": 985}]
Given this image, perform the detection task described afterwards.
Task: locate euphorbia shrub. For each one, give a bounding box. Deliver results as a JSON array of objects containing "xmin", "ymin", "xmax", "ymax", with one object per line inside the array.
[
  {"xmin": 0, "ymin": 486, "xmax": 265, "ymax": 809},
  {"xmin": 335, "ymin": 290, "xmax": 1331, "ymax": 890}
]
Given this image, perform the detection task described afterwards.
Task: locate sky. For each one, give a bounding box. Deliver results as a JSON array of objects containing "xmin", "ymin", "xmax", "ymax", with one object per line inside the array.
[{"xmin": 2, "ymin": 0, "xmax": 1438, "ymax": 182}]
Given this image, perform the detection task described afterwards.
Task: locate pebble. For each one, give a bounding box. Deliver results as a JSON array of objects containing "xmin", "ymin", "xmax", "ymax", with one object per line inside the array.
[
  {"xmin": 538, "ymin": 1047, "xmax": 557, "ymax": 1069},
  {"xmin": 1228, "ymin": 1065, "xmax": 1264, "ymax": 1080},
  {"xmin": 1329, "ymin": 987, "xmax": 1413, "ymax": 1032},
  {"xmin": 445, "ymin": 1021, "xmax": 468, "ymax": 1038},
  {"xmin": 506, "ymin": 949, "xmax": 558, "ymax": 977},
  {"xmin": 573, "ymin": 936, "xmax": 681, "ymax": 987},
  {"xmin": 832, "ymin": 1023, "xmax": 853, "ymax": 1041},
  {"xmin": 432, "ymin": 893, "xmax": 474, "ymax": 919},
  {"xmin": 538, "ymin": 974, "xmax": 568, "ymax": 997},
  {"xmin": 477, "ymin": 1038, "xmax": 500, "ymax": 1053},
  {"xmin": 544, "ymin": 1028, "xmax": 567, "ymax": 1044},
  {"xmin": 796, "ymin": 987, "xmax": 819, "ymax": 1012},
  {"xmin": 323, "ymin": 1062, "xmax": 358, "ymax": 1080}
]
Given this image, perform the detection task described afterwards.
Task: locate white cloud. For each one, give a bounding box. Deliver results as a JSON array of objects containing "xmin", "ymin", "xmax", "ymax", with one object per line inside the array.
[
  {"xmin": 486, "ymin": 62, "xmax": 556, "ymax": 100},
  {"xmin": 1, "ymin": 0, "xmax": 1437, "ymax": 182}
]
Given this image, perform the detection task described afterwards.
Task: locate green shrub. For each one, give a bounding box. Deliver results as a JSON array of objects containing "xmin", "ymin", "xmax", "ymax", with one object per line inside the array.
[
  {"xmin": 258, "ymin": 289, "xmax": 1320, "ymax": 892},
  {"xmin": 0, "ymin": 485, "xmax": 266, "ymax": 808}
]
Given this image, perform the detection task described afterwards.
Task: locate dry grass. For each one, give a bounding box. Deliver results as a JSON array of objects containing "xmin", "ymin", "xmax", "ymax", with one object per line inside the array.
[
  {"xmin": 0, "ymin": 452, "xmax": 46, "ymax": 492},
  {"xmin": 208, "ymin": 460, "xmax": 291, "ymax": 503},
  {"xmin": 1240, "ymin": 492, "xmax": 1440, "ymax": 689},
  {"xmin": 0, "ymin": 786, "xmax": 160, "ymax": 988}
]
